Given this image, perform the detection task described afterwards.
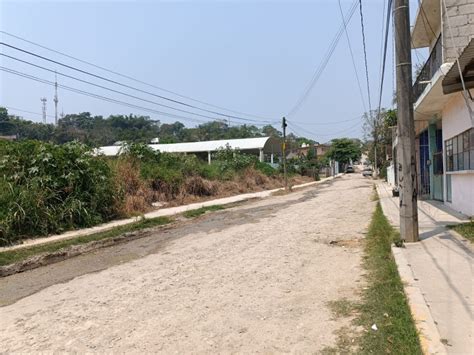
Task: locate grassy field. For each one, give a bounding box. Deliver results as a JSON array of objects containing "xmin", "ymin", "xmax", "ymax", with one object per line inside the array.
[
  {"xmin": 448, "ymin": 221, "xmax": 474, "ymax": 242},
  {"xmin": 0, "ymin": 216, "xmax": 172, "ymax": 267}
]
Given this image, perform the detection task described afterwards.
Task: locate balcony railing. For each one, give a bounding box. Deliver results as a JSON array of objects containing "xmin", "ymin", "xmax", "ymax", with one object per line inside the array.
[{"xmin": 413, "ymin": 35, "xmax": 442, "ymax": 103}]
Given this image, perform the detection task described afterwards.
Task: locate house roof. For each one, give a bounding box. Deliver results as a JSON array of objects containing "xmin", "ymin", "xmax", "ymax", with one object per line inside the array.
[
  {"xmin": 442, "ymin": 39, "xmax": 474, "ymax": 94},
  {"xmin": 97, "ymin": 137, "xmax": 282, "ymax": 156}
]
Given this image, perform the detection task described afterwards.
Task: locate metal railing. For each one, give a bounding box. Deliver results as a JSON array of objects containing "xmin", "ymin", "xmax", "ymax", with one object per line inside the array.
[{"xmin": 413, "ymin": 35, "xmax": 442, "ymax": 103}]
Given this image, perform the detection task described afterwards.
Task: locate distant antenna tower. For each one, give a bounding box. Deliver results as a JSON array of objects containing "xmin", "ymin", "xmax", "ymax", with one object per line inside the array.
[
  {"xmin": 53, "ymin": 72, "xmax": 59, "ymax": 125},
  {"xmin": 60, "ymin": 107, "xmax": 65, "ymax": 120},
  {"xmin": 40, "ymin": 97, "xmax": 47, "ymax": 124}
]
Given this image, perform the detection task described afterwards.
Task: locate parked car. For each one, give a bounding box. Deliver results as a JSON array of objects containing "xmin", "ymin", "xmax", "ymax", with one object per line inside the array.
[
  {"xmin": 345, "ymin": 166, "xmax": 354, "ymax": 173},
  {"xmin": 362, "ymin": 168, "xmax": 373, "ymax": 177}
]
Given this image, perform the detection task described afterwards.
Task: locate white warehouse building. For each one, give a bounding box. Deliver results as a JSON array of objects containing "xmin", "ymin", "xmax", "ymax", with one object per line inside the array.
[{"xmin": 97, "ymin": 136, "xmax": 283, "ymax": 164}]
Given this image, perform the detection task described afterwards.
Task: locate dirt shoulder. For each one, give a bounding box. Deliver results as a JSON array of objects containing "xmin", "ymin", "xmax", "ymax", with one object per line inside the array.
[{"xmin": 0, "ymin": 174, "xmax": 374, "ymax": 353}]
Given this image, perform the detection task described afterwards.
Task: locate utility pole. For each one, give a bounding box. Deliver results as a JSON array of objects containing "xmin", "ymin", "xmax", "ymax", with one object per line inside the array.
[
  {"xmin": 282, "ymin": 117, "xmax": 288, "ymax": 190},
  {"xmin": 53, "ymin": 72, "xmax": 59, "ymax": 125},
  {"xmin": 40, "ymin": 97, "xmax": 47, "ymax": 124},
  {"xmin": 394, "ymin": 0, "xmax": 419, "ymax": 242}
]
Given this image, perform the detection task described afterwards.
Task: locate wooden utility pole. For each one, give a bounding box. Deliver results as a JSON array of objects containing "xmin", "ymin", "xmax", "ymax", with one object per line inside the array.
[
  {"xmin": 282, "ymin": 117, "xmax": 288, "ymax": 191},
  {"xmin": 394, "ymin": 0, "xmax": 419, "ymax": 242}
]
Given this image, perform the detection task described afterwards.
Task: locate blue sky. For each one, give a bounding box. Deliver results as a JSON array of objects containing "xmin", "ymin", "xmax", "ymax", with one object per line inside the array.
[{"xmin": 0, "ymin": 0, "xmax": 422, "ymax": 142}]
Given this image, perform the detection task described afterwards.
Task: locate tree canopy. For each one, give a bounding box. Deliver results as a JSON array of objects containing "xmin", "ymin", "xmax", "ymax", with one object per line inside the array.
[
  {"xmin": 0, "ymin": 107, "xmax": 286, "ymax": 147},
  {"xmin": 326, "ymin": 138, "xmax": 362, "ymax": 164}
]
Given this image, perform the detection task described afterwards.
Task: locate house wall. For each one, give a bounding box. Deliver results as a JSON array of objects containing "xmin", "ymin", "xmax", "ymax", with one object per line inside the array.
[
  {"xmin": 442, "ymin": 93, "xmax": 474, "ymax": 216},
  {"xmin": 442, "ymin": 0, "xmax": 474, "ymax": 62}
]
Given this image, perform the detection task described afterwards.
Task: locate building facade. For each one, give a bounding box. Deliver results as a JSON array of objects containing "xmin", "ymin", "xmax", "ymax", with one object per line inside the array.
[{"xmin": 410, "ymin": 0, "xmax": 474, "ymax": 216}]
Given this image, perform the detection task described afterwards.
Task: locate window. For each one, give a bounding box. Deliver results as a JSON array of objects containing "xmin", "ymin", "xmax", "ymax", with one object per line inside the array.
[{"xmin": 445, "ymin": 128, "xmax": 474, "ymax": 172}]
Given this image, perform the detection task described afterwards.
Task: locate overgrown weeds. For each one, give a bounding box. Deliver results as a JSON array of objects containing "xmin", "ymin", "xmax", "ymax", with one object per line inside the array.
[
  {"xmin": 0, "ymin": 141, "xmax": 309, "ymax": 246},
  {"xmin": 0, "ymin": 141, "xmax": 119, "ymax": 246},
  {"xmin": 323, "ymin": 202, "xmax": 421, "ymax": 354},
  {"xmin": 356, "ymin": 202, "xmax": 421, "ymax": 354},
  {"xmin": 447, "ymin": 220, "xmax": 474, "ymax": 242},
  {"xmin": 183, "ymin": 205, "xmax": 225, "ymax": 218}
]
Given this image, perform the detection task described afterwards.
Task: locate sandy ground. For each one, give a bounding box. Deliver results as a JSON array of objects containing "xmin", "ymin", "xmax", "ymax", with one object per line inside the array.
[{"xmin": 0, "ymin": 174, "xmax": 374, "ymax": 353}]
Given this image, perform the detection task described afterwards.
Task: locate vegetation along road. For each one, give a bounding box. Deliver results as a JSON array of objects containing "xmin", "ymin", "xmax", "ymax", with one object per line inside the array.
[{"xmin": 0, "ymin": 174, "xmax": 375, "ymax": 352}]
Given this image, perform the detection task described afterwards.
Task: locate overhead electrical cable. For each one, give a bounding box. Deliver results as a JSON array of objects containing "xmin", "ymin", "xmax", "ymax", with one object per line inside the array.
[
  {"xmin": 375, "ymin": 0, "xmax": 393, "ymax": 122},
  {"xmin": 289, "ymin": 115, "xmax": 363, "ymax": 126},
  {"xmin": 1, "ymin": 105, "xmax": 55, "ymax": 119},
  {"xmin": 288, "ymin": 119, "xmax": 362, "ymax": 138},
  {"xmin": 0, "ymin": 42, "xmax": 276, "ymax": 125},
  {"xmin": 286, "ymin": 0, "xmax": 358, "ymax": 117},
  {"xmin": 0, "ymin": 30, "xmax": 272, "ymax": 121},
  {"xmin": 358, "ymin": 0, "xmax": 373, "ymax": 111},
  {"xmin": 0, "ymin": 53, "xmax": 248, "ymax": 123},
  {"xmin": 0, "ymin": 66, "xmax": 224, "ymax": 125},
  {"xmin": 337, "ymin": 0, "xmax": 368, "ymax": 113}
]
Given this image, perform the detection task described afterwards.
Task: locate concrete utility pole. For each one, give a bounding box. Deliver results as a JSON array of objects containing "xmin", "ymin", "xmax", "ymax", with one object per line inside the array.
[
  {"xmin": 282, "ymin": 117, "xmax": 288, "ymax": 191},
  {"xmin": 394, "ymin": 0, "xmax": 419, "ymax": 242},
  {"xmin": 40, "ymin": 97, "xmax": 47, "ymax": 124}
]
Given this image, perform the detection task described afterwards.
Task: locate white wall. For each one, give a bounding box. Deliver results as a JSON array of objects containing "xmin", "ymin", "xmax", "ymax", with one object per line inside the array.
[
  {"xmin": 442, "ymin": 93, "xmax": 474, "ymax": 217},
  {"xmin": 442, "ymin": 94, "xmax": 473, "ymax": 139},
  {"xmin": 448, "ymin": 174, "xmax": 474, "ymax": 216}
]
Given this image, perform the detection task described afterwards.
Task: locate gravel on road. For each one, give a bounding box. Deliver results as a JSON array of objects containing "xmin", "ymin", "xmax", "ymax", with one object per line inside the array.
[{"xmin": 0, "ymin": 174, "xmax": 375, "ymax": 353}]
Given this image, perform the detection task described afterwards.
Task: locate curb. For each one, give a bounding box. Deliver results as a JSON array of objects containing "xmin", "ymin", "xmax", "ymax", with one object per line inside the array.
[{"xmin": 391, "ymin": 245, "xmax": 447, "ymax": 355}]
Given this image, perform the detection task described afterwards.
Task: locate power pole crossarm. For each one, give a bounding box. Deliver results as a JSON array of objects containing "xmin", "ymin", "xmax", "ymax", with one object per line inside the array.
[{"xmin": 394, "ymin": 0, "xmax": 419, "ymax": 242}]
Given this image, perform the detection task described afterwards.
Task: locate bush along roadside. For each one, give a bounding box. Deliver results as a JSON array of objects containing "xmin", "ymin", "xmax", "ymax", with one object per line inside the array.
[
  {"xmin": 0, "ymin": 140, "xmax": 120, "ymax": 247},
  {"xmin": 0, "ymin": 140, "xmax": 311, "ymax": 247}
]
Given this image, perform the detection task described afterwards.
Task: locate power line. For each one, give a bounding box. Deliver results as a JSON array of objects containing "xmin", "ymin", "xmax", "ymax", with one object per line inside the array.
[
  {"xmin": 358, "ymin": 0, "xmax": 373, "ymax": 111},
  {"xmin": 375, "ymin": 0, "xmax": 393, "ymax": 120},
  {"xmin": 1, "ymin": 105, "xmax": 55, "ymax": 119},
  {"xmin": 286, "ymin": 0, "xmax": 358, "ymax": 117},
  {"xmin": 0, "ymin": 66, "xmax": 216, "ymax": 125},
  {"xmin": 289, "ymin": 115, "xmax": 363, "ymax": 126},
  {"xmin": 0, "ymin": 30, "xmax": 273, "ymax": 121},
  {"xmin": 0, "ymin": 42, "xmax": 276, "ymax": 125},
  {"xmin": 337, "ymin": 0, "xmax": 368, "ymax": 113},
  {"xmin": 288, "ymin": 119, "xmax": 362, "ymax": 138},
  {"xmin": 1, "ymin": 53, "xmax": 239, "ymax": 123}
]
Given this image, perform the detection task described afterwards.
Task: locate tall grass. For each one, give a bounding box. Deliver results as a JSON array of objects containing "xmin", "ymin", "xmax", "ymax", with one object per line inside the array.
[
  {"xmin": 0, "ymin": 141, "xmax": 119, "ymax": 246},
  {"xmin": 0, "ymin": 141, "xmax": 290, "ymax": 246}
]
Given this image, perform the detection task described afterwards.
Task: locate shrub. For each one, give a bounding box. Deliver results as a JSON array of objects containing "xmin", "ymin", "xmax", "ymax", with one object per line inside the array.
[{"xmin": 0, "ymin": 140, "xmax": 119, "ymax": 246}]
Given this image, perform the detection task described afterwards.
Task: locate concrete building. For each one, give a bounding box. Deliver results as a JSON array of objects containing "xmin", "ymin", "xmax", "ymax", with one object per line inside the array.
[
  {"xmin": 97, "ymin": 137, "xmax": 282, "ymax": 165},
  {"xmin": 409, "ymin": 0, "xmax": 474, "ymax": 216}
]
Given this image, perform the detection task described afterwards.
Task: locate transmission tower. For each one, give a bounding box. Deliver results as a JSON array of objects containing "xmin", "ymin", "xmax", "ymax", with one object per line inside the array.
[
  {"xmin": 53, "ymin": 72, "xmax": 59, "ymax": 125},
  {"xmin": 40, "ymin": 97, "xmax": 47, "ymax": 124}
]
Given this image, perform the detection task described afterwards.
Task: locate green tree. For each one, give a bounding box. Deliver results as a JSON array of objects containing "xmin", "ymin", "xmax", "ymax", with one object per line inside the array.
[{"xmin": 327, "ymin": 138, "xmax": 362, "ymax": 164}]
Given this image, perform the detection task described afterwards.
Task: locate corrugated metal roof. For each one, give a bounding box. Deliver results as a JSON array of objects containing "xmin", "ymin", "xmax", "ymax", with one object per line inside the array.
[
  {"xmin": 97, "ymin": 137, "xmax": 281, "ymax": 156},
  {"xmin": 442, "ymin": 38, "xmax": 474, "ymax": 94}
]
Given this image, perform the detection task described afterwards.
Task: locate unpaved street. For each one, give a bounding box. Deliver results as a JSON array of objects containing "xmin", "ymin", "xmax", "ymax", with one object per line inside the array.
[{"xmin": 0, "ymin": 174, "xmax": 374, "ymax": 353}]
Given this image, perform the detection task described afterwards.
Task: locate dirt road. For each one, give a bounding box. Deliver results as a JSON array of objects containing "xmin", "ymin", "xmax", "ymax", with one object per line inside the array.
[{"xmin": 0, "ymin": 174, "xmax": 374, "ymax": 353}]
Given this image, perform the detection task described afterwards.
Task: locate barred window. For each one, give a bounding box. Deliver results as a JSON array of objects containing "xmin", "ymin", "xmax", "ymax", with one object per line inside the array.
[{"xmin": 445, "ymin": 128, "xmax": 474, "ymax": 172}]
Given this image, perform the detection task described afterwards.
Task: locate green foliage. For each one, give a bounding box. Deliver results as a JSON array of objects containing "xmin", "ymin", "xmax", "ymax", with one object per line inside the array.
[
  {"xmin": 183, "ymin": 205, "xmax": 225, "ymax": 218},
  {"xmin": 213, "ymin": 145, "xmax": 259, "ymax": 179},
  {"xmin": 327, "ymin": 138, "xmax": 362, "ymax": 164},
  {"xmin": 0, "ymin": 107, "xmax": 286, "ymax": 147},
  {"xmin": 448, "ymin": 220, "xmax": 474, "ymax": 242},
  {"xmin": 0, "ymin": 140, "xmax": 118, "ymax": 246}
]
